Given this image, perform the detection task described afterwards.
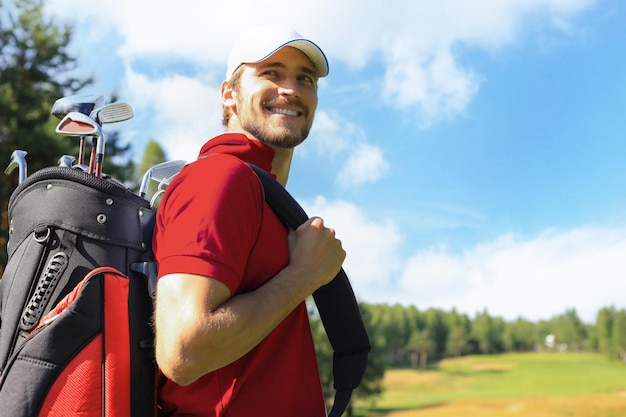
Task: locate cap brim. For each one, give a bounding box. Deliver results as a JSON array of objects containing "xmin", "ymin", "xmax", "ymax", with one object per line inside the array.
[{"xmin": 226, "ymin": 27, "xmax": 329, "ymax": 79}]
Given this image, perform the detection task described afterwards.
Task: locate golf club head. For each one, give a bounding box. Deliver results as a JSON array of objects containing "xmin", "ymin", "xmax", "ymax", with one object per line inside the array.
[
  {"xmin": 140, "ymin": 160, "xmax": 187, "ymax": 198},
  {"xmin": 56, "ymin": 112, "xmax": 102, "ymax": 138},
  {"xmin": 90, "ymin": 102, "xmax": 134, "ymax": 125},
  {"xmin": 51, "ymin": 94, "xmax": 105, "ymax": 119},
  {"xmin": 73, "ymin": 164, "xmax": 89, "ymax": 172},
  {"xmin": 4, "ymin": 150, "xmax": 28, "ymax": 184},
  {"xmin": 58, "ymin": 155, "xmax": 76, "ymax": 168}
]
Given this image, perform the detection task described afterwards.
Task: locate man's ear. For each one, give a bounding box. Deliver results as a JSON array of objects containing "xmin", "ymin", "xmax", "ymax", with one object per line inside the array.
[{"xmin": 221, "ymin": 81, "xmax": 236, "ymax": 109}]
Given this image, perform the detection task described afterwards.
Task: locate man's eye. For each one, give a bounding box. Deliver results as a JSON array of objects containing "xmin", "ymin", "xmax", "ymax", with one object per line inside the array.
[{"xmin": 300, "ymin": 75, "xmax": 317, "ymax": 87}]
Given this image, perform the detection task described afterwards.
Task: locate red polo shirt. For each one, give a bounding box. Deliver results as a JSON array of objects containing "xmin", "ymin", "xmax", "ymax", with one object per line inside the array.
[{"xmin": 153, "ymin": 134, "xmax": 326, "ymax": 417}]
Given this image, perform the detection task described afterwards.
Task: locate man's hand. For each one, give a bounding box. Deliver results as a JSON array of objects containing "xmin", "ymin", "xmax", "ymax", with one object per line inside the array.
[{"xmin": 287, "ymin": 217, "xmax": 346, "ymax": 291}]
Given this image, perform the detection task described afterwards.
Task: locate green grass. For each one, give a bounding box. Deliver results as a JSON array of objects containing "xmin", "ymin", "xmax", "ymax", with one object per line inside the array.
[{"xmin": 361, "ymin": 352, "xmax": 626, "ymax": 413}]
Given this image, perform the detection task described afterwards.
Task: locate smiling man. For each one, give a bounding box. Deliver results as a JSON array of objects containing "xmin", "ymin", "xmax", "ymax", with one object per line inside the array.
[{"xmin": 152, "ymin": 26, "xmax": 345, "ymax": 417}]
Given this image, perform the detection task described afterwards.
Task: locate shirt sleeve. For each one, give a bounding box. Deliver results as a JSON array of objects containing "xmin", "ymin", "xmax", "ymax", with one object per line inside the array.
[{"xmin": 153, "ymin": 154, "xmax": 264, "ymax": 295}]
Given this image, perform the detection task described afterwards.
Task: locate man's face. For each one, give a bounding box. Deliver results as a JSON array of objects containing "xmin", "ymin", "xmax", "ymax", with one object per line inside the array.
[{"xmin": 229, "ymin": 46, "xmax": 319, "ymax": 149}]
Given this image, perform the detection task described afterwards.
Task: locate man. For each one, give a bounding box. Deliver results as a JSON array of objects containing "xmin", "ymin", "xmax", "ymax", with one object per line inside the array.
[{"xmin": 153, "ymin": 26, "xmax": 345, "ymax": 417}]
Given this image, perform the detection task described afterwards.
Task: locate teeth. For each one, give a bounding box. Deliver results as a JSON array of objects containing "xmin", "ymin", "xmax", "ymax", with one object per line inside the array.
[{"xmin": 270, "ymin": 108, "xmax": 299, "ymax": 117}]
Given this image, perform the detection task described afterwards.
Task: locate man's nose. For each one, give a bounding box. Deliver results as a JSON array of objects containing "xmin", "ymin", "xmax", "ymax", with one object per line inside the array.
[{"xmin": 277, "ymin": 76, "xmax": 301, "ymax": 98}]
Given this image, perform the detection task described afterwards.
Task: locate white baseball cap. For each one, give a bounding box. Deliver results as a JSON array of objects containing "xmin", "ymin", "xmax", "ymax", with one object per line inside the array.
[{"xmin": 225, "ymin": 26, "xmax": 329, "ymax": 80}]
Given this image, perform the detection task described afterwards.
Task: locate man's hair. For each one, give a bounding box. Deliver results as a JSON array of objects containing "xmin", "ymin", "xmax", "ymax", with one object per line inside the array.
[{"xmin": 222, "ymin": 65, "xmax": 244, "ymax": 128}]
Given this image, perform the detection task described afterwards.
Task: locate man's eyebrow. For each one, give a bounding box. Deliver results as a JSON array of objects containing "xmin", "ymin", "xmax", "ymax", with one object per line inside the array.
[{"xmin": 258, "ymin": 61, "xmax": 317, "ymax": 78}]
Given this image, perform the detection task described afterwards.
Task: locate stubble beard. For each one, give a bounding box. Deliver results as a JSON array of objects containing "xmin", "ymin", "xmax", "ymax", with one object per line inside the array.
[
  {"xmin": 238, "ymin": 98, "xmax": 314, "ymax": 149},
  {"xmin": 242, "ymin": 117, "xmax": 313, "ymax": 149}
]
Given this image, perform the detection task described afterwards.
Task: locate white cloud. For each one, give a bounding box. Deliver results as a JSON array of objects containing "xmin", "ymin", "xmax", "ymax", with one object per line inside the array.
[
  {"xmin": 306, "ymin": 111, "xmax": 356, "ymax": 157},
  {"xmin": 336, "ymin": 143, "xmax": 390, "ymax": 187},
  {"xmin": 304, "ymin": 111, "xmax": 389, "ymax": 186},
  {"xmin": 300, "ymin": 195, "xmax": 626, "ymax": 324},
  {"xmin": 382, "ymin": 42, "xmax": 481, "ymax": 126},
  {"xmin": 124, "ymin": 66, "xmax": 223, "ymax": 161},
  {"xmin": 301, "ymin": 197, "xmax": 404, "ymax": 299},
  {"xmin": 396, "ymin": 226, "xmax": 626, "ymax": 323},
  {"xmin": 45, "ymin": 0, "xmax": 600, "ymax": 134}
]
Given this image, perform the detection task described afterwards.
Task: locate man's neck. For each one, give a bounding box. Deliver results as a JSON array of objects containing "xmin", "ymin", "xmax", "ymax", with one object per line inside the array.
[
  {"xmin": 270, "ymin": 147, "xmax": 294, "ymax": 187},
  {"xmin": 226, "ymin": 126, "xmax": 294, "ymax": 186}
]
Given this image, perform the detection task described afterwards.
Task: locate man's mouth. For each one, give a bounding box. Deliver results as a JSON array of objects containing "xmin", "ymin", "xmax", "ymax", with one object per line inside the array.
[
  {"xmin": 263, "ymin": 99, "xmax": 306, "ymax": 117},
  {"xmin": 267, "ymin": 107, "xmax": 301, "ymax": 117}
]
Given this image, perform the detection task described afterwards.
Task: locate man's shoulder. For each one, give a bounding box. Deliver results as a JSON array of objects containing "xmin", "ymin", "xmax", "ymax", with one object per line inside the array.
[
  {"xmin": 186, "ymin": 153, "xmax": 258, "ymax": 182},
  {"xmin": 163, "ymin": 153, "xmax": 262, "ymax": 205}
]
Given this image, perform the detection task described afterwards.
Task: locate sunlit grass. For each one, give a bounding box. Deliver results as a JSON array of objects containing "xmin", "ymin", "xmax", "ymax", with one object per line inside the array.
[{"xmin": 359, "ymin": 352, "xmax": 626, "ymax": 416}]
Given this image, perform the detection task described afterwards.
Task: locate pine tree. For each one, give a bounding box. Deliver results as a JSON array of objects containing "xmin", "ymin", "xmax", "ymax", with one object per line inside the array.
[{"xmin": 0, "ymin": 0, "xmax": 134, "ymax": 271}]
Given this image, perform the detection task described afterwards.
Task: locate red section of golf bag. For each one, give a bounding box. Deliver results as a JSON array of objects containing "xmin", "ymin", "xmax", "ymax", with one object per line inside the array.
[{"xmin": 0, "ymin": 267, "xmax": 148, "ymax": 416}]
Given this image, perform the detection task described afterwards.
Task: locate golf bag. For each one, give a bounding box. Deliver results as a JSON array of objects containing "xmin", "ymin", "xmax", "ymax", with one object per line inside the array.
[
  {"xmin": 0, "ymin": 166, "xmax": 157, "ymax": 416},
  {"xmin": 0, "ymin": 162, "xmax": 370, "ymax": 417}
]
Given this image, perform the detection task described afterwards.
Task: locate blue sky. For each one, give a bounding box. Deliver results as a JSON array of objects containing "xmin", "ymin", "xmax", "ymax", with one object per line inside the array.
[{"xmin": 40, "ymin": 0, "xmax": 626, "ymax": 323}]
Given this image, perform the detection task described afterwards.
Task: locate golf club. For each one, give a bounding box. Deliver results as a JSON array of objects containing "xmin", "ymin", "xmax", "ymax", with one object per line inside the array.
[
  {"xmin": 150, "ymin": 172, "xmax": 184, "ymax": 207},
  {"xmin": 52, "ymin": 94, "xmax": 105, "ymax": 165},
  {"xmin": 90, "ymin": 102, "xmax": 134, "ymax": 125},
  {"xmin": 58, "ymin": 155, "xmax": 76, "ymax": 168},
  {"xmin": 4, "ymin": 150, "xmax": 28, "ymax": 184},
  {"xmin": 87, "ymin": 102, "xmax": 134, "ymax": 177},
  {"xmin": 55, "ymin": 111, "xmax": 103, "ymax": 176},
  {"xmin": 51, "ymin": 94, "xmax": 106, "ymax": 119},
  {"xmin": 139, "ymin": 160, "xmax": 187, "ymax": 199}
]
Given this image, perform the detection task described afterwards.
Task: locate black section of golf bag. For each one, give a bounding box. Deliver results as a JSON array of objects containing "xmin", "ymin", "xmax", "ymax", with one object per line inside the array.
[{"xmin": 0, "ymin": 166, "xmax": 156, "ymax": 416}]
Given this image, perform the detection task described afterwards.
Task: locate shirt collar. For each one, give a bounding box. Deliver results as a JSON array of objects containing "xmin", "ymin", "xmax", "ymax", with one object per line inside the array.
[{"xmin": 198, "ymin": 133, "xmax": 275, "ymax": 175}]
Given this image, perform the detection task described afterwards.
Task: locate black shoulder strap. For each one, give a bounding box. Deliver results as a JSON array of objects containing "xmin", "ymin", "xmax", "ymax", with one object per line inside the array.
[{"xmin": 250, "ymin": 165, "xmax": 370, "ymax": 417}]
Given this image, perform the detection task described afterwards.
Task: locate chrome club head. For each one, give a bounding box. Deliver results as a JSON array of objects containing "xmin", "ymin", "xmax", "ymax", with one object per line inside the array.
[
  {"xmin": 140, "ymin": 160, "xmax": 187, "ymax": 199},
  {"xmin": 52, "ymin": 95, "xmax": 105, "ymax": 166},
  {"xmin": 56, "ymin": 112, "xmax": 104, "ymax": 176},
  {"xmin": 58, "ymin": 155, "xmax": 76, "ymax": 168},
  {"xmin": 90, "ymin": 102, "xmax": 134, "ymax": 125},
  {"xmin": 4, "ymin": 150, "xmax": 28, "ymax": 184},
  {"xmin": 51, "ymin": 94, "xmax": 105, "ymax": 119},
  {"xmin": 55, "ymin": 111, "xmax": 102, "ymax": 138}
]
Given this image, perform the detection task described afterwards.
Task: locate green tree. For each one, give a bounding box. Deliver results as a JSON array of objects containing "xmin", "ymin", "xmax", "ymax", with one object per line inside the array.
[
  {"xmin": 352, "ymin": 303, "xmax": 385, "ymax": 411},
  {"xmin": 596, "ymin": 306, "xmax": 615, "ymax": 356},
  {"xmin": 447, "ymin": 309, "xmax": 470, "ymax": 357},
  {"xmin": 503, "ymin": 318, "xmax": 537, "ymax": 352},
  {"xmin": 138, "ymin": 139, "xmax": 167, "ymax": 176},
  {"xmin": 554, "ymin": 309, "xmax": 587, "ymax": 351},
  {"xmin": 423, "ymin": 308, "xmax": 449, "ymax": 359},
  {"xmin": 368, "ymin": 303, "xmax": 412, "ymax": 365},
  {"xmin": 472, "ymin": 309, "xmax": 502, "ymax": 354},
  {"xmin": 0, "ymin": 0, "xmax": 89, "ymax": 172},
  {"xmin": 611, "ymin": 309, "xmax": 626, "ymax": 362},
  {"xmin": 0, "ymin": 0, "xmax": 135, "ymax": 271},
  {"xmin": 1, "ymin": 0, "xmax": 86, "ymax": 270},
  {"xmin": 406, "ymin": 329, "xmax": 432, "ymax": 369}
]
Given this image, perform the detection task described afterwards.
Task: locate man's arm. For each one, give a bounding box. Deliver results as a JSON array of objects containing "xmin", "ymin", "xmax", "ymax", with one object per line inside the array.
[{"xmin": 154, "ymin": 217, "xmax": 345, "ymax": 386}]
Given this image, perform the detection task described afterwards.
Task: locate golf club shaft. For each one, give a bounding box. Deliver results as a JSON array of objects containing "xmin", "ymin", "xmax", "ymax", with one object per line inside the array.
[
  {"xmin": 94, "ymin": 132, "xmax": 105, "ymax": 178},
  {"xmin": 78, "ymin": 136, "xmax": 86, "ymax": 165},
  {"xmin": 88, "ymin": 137, "xmax": 97, "ymax": 175},
  {"xmin": 95, "ymin": 153, "xmax": 104, "ymax": 177}
]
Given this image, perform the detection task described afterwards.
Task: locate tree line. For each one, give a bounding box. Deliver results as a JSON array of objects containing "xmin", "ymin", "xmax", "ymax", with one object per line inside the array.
[{"xmin": 309, "ymin": 302, "xmax": 626, "ymax": 411}]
